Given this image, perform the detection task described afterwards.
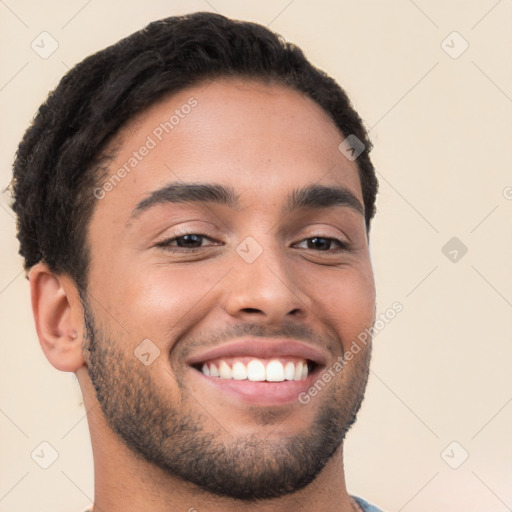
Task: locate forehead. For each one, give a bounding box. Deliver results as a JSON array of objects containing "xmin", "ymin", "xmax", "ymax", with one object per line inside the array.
[{"xmin": 92, "ymin": 78, "xmax": 363, "ymax": 224}]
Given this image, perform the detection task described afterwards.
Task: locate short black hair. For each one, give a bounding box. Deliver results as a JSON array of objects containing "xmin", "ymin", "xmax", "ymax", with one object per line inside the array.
[{"xmin": 10, "ymin": 11, "xmax": 378, "ymax": 293}]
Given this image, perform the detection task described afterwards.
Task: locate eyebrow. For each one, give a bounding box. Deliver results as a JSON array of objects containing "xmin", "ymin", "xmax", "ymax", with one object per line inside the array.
[
  {"xmin": 130, "ymin": 182, "xmax": 240, "ymax": 219},
  {"xmin": 129, "ymin": 181, "xmax": 364, "ymax": 220},
  {"xmin": 284, "ymin": 184, "xmax": 364, "ymax": 217}
]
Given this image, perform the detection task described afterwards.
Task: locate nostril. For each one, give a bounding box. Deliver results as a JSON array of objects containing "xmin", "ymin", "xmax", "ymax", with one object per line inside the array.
[{"xmin": 241, "ymin": 308, "xmax": 263, "ymax": 314}]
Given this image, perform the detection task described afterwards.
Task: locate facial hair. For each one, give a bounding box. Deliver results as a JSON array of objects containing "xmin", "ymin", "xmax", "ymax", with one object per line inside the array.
[{"xmin": 82, "ymin": 297, "xmax": 372, "ymax": 501}]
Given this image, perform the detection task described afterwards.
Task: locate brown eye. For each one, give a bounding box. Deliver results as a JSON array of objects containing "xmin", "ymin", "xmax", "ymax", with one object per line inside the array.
[
  {"xmin": 307, "ymin": 237, "xmax": 331, "ymax": 251},
  {"xmin": 155, "ymin": 233, "xmax": 221, "ymax": 252},
  {"xmin": 296, "ymin": 237, "xmax": 349, "ymax": 251},
  {"xmin": 173, "ymin": 234, "xmax": 205, "ymax": 248}
]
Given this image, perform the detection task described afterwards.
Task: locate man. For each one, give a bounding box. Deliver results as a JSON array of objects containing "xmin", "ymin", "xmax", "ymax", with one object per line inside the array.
[{"xmin": 11, "ymin": 11, "xmax": 382, "ymax": 512}]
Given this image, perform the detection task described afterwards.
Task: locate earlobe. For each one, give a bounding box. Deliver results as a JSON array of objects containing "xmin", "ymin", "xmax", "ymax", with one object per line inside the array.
[{"xmin": 28, "ymin": 263, "xmax": 85, "ymax": 372}]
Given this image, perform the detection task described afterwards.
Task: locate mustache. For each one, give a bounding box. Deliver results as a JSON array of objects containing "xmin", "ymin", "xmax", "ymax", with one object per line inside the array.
[{"xmin": 177, "ymin": 321, "xmax": 338, "ymax": 362}]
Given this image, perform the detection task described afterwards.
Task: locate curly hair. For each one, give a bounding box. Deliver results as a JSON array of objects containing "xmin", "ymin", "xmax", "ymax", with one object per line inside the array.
[{"xmin": 10, "ymin": 11, "xmax": 378, "ymax": 293}]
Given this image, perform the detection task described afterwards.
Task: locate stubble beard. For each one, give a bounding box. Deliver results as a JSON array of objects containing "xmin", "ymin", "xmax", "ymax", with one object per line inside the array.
[{"xmin": 82, "ymin": 299, "xmax": 371, "ymax": 501}]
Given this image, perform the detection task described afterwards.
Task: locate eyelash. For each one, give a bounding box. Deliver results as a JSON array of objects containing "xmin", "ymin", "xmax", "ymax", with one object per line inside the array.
[{"xmin": 155, "ymin": 233, "xmax": 350, "ymax": 252}]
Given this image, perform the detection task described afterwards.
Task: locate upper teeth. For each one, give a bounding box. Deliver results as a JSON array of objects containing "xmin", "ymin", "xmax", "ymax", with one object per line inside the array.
[{"xmin": 201, "ymin": 358, "xmax": 309, "ymax": 382}]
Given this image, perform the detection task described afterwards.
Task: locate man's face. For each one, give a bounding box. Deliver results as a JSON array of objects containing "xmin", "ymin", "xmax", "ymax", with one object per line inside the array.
[{"xmin": 83, "ymin": 78, "xmax": 376, "ymax": 500}]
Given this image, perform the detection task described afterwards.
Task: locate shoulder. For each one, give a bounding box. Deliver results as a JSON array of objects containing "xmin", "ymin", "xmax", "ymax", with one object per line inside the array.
[{"xmin": 352, "ymin": 495, "xmax": 386, "ymax": 512}]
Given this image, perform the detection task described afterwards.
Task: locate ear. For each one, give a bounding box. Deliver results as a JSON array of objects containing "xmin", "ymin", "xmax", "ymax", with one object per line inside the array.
[{"xmin": 28, "ymin": 262, "xmax": 85, "ymax": 372}]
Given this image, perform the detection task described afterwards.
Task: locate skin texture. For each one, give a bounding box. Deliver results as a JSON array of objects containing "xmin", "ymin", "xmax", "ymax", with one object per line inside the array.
[{"xmin": 29, "ymin": 78, "xmax": 376, "ymax": 512}]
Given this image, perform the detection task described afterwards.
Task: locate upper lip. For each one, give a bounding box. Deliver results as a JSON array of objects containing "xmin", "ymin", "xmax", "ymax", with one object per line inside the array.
[{"xmin": 186, "ymin": 338, "xmax": 329, "ymax": 366}]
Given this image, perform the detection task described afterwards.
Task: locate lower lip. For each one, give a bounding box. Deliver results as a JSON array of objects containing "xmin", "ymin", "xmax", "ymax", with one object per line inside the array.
[{"xmin": 189, "ymin": 367, "xmax": 321, "ymax": 405}]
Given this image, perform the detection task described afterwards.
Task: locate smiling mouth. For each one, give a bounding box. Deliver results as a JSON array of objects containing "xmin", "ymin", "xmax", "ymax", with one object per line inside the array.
[{"xmin": 192, "ymin": 357, "xmax": 318, "ymax": 382}]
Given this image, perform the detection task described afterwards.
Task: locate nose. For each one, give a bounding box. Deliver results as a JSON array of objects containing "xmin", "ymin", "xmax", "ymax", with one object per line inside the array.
[{"xmin": 222, "ymin": 243, "xmax": 311, "ymax": 325}]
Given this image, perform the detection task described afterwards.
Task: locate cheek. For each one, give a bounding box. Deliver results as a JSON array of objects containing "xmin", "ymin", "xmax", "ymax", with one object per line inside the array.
[
  {"xmin": 91, "ymin": 246, "xmax": 374, "ymax": 356},
  {"xmin": 300, "ymin": 264, "xmax": 375, "ymax": 349},
  {"xmin": 112, "ymin": 263, "xmax": 228, "ymax": 342}
]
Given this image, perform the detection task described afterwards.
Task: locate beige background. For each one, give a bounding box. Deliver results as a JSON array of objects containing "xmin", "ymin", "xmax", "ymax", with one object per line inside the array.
[{"xmin": 1, "ymin": 1, "xmax": 511, "ymax": 511}]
